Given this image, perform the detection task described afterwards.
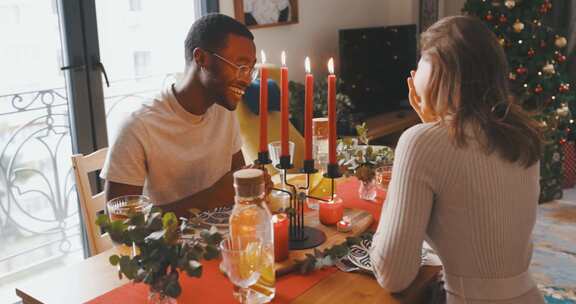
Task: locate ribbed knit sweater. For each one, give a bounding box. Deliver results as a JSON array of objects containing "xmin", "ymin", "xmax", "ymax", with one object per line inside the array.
[{"xmin": 369, "ymin": 123, "xmax": 545, "ymax": 303}]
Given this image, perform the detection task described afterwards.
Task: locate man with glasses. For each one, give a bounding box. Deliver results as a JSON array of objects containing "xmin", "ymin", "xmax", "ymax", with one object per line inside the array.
[{"xmin": 101, "ymin": 13, "xmax": 269, "ymax": 217}]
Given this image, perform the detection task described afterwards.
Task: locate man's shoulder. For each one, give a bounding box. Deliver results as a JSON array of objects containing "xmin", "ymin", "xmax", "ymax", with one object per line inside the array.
[
  {"xmin": 131, "ymin": 93, "xmax": 173, "ymax": 120},
  {"xmin": 115, "ymin": 93, "xmax": 172, "ymax": 134}
]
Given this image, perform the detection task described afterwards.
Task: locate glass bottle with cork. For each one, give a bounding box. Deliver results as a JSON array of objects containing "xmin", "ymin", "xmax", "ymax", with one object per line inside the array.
[{"xmin": 229, "ymin": 168, "xmax": 275, "ymax": 303}]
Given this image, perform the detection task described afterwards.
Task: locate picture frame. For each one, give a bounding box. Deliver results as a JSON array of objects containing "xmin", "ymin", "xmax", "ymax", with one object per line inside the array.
[{"xmin": 234, "ymin": 0, "xmax": 299, "ymax": 29}]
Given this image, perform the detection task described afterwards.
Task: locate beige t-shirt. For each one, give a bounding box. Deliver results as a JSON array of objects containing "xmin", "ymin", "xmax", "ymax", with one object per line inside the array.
[{"xmin": 100, "ymin": 85, "xmax": 242, "ymax": 205}]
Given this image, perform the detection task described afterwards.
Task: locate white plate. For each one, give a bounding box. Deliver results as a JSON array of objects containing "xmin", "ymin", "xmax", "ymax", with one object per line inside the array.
[
  {"xmin": 198, "ymin": 206, "xmax": 233, "ymax": 228},
  {"xmin": 346, "ymin": 238, "xmax": 374, "ymax": 272},
  {"xmin": 343, "ymin": 239, "xmax": 442, "ymax": 273}
]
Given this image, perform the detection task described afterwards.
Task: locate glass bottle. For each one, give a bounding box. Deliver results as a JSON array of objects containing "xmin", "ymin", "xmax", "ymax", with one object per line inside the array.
[{"xmin": 229, "ymin": 169, "xmax": 275, "ymax": 303}]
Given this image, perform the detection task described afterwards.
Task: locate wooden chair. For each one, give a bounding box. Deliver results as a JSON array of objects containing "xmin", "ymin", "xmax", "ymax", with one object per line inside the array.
[{"xmin": 71, "ymin": 148, "xmax": 112, "ymax": 256}]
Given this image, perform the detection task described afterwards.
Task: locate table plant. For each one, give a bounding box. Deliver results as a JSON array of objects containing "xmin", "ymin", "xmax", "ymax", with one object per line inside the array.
[
  {"xmin": 96, "ymin": 209, "xmax": 222, "ymax": 303},
  {"xmin": 338, "ymin": 123, "xmax": 394, "ymax": 200}
]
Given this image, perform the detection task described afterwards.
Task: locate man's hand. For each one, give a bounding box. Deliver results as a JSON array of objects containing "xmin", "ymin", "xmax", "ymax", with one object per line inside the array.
[{"xmin": 407, "ymin": 70, "xmax": 436, "ymax": 123}]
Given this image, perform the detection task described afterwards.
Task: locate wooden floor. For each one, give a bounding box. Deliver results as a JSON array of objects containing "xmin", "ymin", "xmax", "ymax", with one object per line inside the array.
[{"xmin": 530, "ymin": 192, "xmax": 576, "ymax": 301}]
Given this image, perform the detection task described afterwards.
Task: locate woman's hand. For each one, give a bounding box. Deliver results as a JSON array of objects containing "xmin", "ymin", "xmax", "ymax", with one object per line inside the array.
[{"xmin": 407, "ymin": 70, "xmax": 436, "ymax": 123}]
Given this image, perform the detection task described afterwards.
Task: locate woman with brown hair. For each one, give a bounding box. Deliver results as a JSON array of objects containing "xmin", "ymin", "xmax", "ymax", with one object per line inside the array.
[{"xmin": 369, "ymin": 16, "xmax": 545, "ymax": 303}]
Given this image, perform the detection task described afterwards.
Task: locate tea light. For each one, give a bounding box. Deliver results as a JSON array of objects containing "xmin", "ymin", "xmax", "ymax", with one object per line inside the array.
[
  {"xmin": 268, "ymin": 191, "xmax": 290, "ymax": 213},
  {"xmin": 273, "ymin": 213, "xmax": 289, "ymax": 262},
  {"xmin": 319, "ymin": 198, "xmax": 344, "ymax": 225},
  {"xmin": 337, "ymin": 216, "xmax": 352, "ymax": 233}
]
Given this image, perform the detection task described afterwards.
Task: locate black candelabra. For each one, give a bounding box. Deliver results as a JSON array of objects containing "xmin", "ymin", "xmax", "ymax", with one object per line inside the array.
[{"xmin": 257, "ymin": 151, "xmax": 342, "ymax": 250}]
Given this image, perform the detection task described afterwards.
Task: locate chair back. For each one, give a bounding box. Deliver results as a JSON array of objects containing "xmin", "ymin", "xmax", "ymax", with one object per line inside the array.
[{"xmin": 71, "ymin": 148, "xmax": 112, "ymax": 256}]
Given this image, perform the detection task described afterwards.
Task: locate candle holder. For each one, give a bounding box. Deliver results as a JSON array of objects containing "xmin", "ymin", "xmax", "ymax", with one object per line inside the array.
[
  {"xmin": 256, "ymin": 151, "xmax": 272, "ymax": 165},
  {"xmin": 271, "ymin": 158, "xmax": 341, "ymax": 250}
]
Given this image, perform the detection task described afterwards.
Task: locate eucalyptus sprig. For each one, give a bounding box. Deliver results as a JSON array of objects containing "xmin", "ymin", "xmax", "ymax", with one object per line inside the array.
[
  {"xmin": 293, "ymin": 232, "xmax": 374, "ymax": 274},
  {"xmin": 96, "ymin": 209, "xmax": 223, "ymax": 299},
  {"xmin": 337, "ymin": 123, "xmax": 394, "ymax": 182}
]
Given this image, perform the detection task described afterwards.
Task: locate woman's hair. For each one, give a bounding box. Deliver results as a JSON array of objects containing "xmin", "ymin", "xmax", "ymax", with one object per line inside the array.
[{"xmin": 420, "ymin": 15, "xmax": 542, "ymax": 167}]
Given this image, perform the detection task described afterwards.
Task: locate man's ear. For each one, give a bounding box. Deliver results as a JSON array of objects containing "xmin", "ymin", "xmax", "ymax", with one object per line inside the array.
[{"xmin": 193, "ymin": 47, "xmax": 207, "ymax": 68}]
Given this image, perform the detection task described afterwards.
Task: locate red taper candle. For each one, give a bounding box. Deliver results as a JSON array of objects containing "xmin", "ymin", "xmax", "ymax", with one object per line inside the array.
[
  {"xmin": 259, "ymin": 50, "xmax": 268, "ymax": 153},
  {"xmin": 280, "ymin": 51, "xmax": 289, "ymax": 157},
  {"xmin": 304, "ymin": 57, "xmax": 314, "ymax": 160},
  {"xmin": 327, "ymin": 58, "xmax": 337, "ymax": 164}
]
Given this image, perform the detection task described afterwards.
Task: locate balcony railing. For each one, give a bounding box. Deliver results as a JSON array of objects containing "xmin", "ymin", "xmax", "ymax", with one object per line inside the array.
[{"xmin": 0, "ymin": 73, "xmax": 176, "ymax": 294}]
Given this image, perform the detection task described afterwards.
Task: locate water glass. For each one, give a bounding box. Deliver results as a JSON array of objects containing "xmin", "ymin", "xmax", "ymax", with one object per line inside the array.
[
  {"xmin": 375, "ymin": 164, "xmax": 393, "ymax": 190},
  {"xmin": 106, "ymin": 195, "xmax": 153, "ymax": 256},
  {"xmin": 220, "ymin": 236, "xmax": 262, "ymax": 303},
  {"xmin": 313, "ymin": 118, "xmax": 329, "ymax": 174}
]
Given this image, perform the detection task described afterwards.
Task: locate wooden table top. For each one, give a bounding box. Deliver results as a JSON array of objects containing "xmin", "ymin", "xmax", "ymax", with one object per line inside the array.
[
  {"xmin": 15, "ymin": 207, "xmax": 441, "ymax": 304},
  {"xmin": 275, "ymin": 207, "xmax": 373, "ymax": 273},
  {"xmin": 15, "ymin": 249, "xmax": 439, "ymax": 304}
]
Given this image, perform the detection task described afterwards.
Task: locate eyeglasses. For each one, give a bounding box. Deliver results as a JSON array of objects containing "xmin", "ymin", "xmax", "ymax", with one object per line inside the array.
[{"xmin": 210, "ymin": 52, "xmax": 258, "ymax": 80}]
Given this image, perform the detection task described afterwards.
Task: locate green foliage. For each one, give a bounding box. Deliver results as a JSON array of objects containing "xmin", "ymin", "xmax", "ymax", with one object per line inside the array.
[
  {"xmin": 288, "ymin": 78, "xmax": 357, "ymax": 135},
  {"xmin": 97, "ymin": 210, "xmax": 222, "ymax": 299},
  {"xmin": 337, "ymin": 123, "xmax": 394, "ymax": 182}
]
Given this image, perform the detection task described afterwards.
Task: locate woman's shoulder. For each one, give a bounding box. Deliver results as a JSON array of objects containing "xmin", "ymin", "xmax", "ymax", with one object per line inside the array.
[{"xmin": 399, "ymin": 122, "xmax": 449, "ymax": 145}]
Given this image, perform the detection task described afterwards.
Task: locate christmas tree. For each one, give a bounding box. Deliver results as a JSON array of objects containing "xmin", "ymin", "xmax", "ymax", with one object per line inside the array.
[{"xmin": 464, "ymin": 0, "xmax": 575, "ymax": 202}]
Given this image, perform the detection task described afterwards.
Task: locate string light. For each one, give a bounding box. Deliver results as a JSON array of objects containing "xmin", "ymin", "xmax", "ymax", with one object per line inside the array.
[
  {"xmin": 518, "ymin": 40, "xmax": 523, "ymax": 44},
  {"xmin": 523, "ymin": 83, "xmax": 528, "ymax": 88},
  {"xmin": 570, "ymin": 119, "xmax": 574, "ymax": 124}
]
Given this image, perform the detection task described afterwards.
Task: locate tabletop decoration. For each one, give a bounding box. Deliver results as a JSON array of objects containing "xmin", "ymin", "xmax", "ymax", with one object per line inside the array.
[
  {"xmin": 266, "ymin": 56, "xmax": 344, "ymax": 252},
  {"xmin": 318, "ymin": 198, "xmax": 344, "ymax": 225},
  {"xmin": 338, "ymin": 123, "xmax": 394, "ymax": 200},
  {"xmin": 336, "ymin": 216, "xmax": 352, "ymax": 233},
  {"xmin": 197, "ymin": 206, "xmax": 233, "ymax": 228},
  {"xmin": 96, "ymin": 209, "xmax": 223, "ymax": 302},
  {"xmin": 292, "ymin": 232, "xmax": 374, "ymax": 275}
]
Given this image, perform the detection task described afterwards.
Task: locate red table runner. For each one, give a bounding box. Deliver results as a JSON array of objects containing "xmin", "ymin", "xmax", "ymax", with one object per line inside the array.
[
  {"xmin": 86, "ymin": 259, "xmax": 337, "ymax": 303},
  {"xmin": 86, "ymin": 178, "xmax": 383, "ymax": 303}
]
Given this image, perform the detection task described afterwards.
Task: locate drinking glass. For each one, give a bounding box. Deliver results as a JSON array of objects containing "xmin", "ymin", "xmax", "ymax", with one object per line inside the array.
[
  {"xmin": 375, "ymin": 164, "xmax": 393, "ymax": 191},
  {"xmin": 106, "ymin": 195, "xmax": 153, "ymax": 256},
  {"xmin": 312, "ymin": 118, "xmax": 329, "ymax": 174},
  {"xmin": 268, "ymin": 141, "xmax": 295, "ymax": 212},
  {"xmin": 309, "ymin": 117, "xmax": 330, "ymax": 208},
  {"xmin": 220, "ymin": 236, "xmax": 263, "ymax": 304}
]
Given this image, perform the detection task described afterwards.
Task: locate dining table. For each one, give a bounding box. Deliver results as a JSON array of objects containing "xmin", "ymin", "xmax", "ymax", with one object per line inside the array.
[{"xmin": 15, "ymin": 177, "xmax": 442, "ymax": 303}]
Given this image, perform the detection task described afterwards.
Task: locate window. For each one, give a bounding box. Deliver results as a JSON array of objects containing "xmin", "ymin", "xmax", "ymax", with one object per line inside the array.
[
  {"xmin": 128, "ymin": 0, "xmax": 142, "ymax": 12},
  {"xmin": 2, "ymin": 1, "xmax": 202, "ymax": 303},
  {"xmin": 133, "ymin": 50, "xmax": 151, "ymax": 77},
  {"xmin": 0, "ymin": 5, "xmax": 21, "ymax": 25}
]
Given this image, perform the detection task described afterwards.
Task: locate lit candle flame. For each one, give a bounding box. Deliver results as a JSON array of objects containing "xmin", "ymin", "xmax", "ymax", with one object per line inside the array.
[
  {"xmin": 281, "ymin": 51, "xmax": 286, "ymax": 66},
  {"xmin": 261, "ymin": 50, "xmax": 267, "ymax": 64},
  {"xmin": 305, "ymin": 57, "xmax": 311, "ymax": 74},
  {"xmin": 328, "ymin": 57, "xmax": 334, "ymax": 74}
]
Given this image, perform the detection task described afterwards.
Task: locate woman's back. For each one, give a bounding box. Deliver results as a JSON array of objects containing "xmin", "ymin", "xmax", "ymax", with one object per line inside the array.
[
  {"xmin": 370, "ymin": 122, "xmax": 544, "ymax": 303},
  {"xmin": 425, "ymin": 123, "xmax": 538, "ymax": 277}
]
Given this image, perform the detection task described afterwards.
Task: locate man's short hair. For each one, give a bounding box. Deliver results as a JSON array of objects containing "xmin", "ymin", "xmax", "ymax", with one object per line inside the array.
[{"xmin": 184, "ymin": 13, "xmax": 254, "ymax": 65}]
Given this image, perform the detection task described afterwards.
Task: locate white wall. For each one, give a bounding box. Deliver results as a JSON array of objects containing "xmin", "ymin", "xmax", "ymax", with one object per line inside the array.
[
  {"xmin": 441, "ymin": 0, "xmax": 466, "ymax": 18},
  {"xmin": 220, "ymin": 0, "xmax": 418, "ymax": 82}
]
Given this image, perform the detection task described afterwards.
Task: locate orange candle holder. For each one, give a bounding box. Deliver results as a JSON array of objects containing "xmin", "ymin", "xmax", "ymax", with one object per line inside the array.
[
  {"xmin": 319, "ymin": 197, "xmax": 344, "ymax": 226},
  {"xmin": 273, "ymin": 213, "xmax": 290, "ymax": 262}
]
